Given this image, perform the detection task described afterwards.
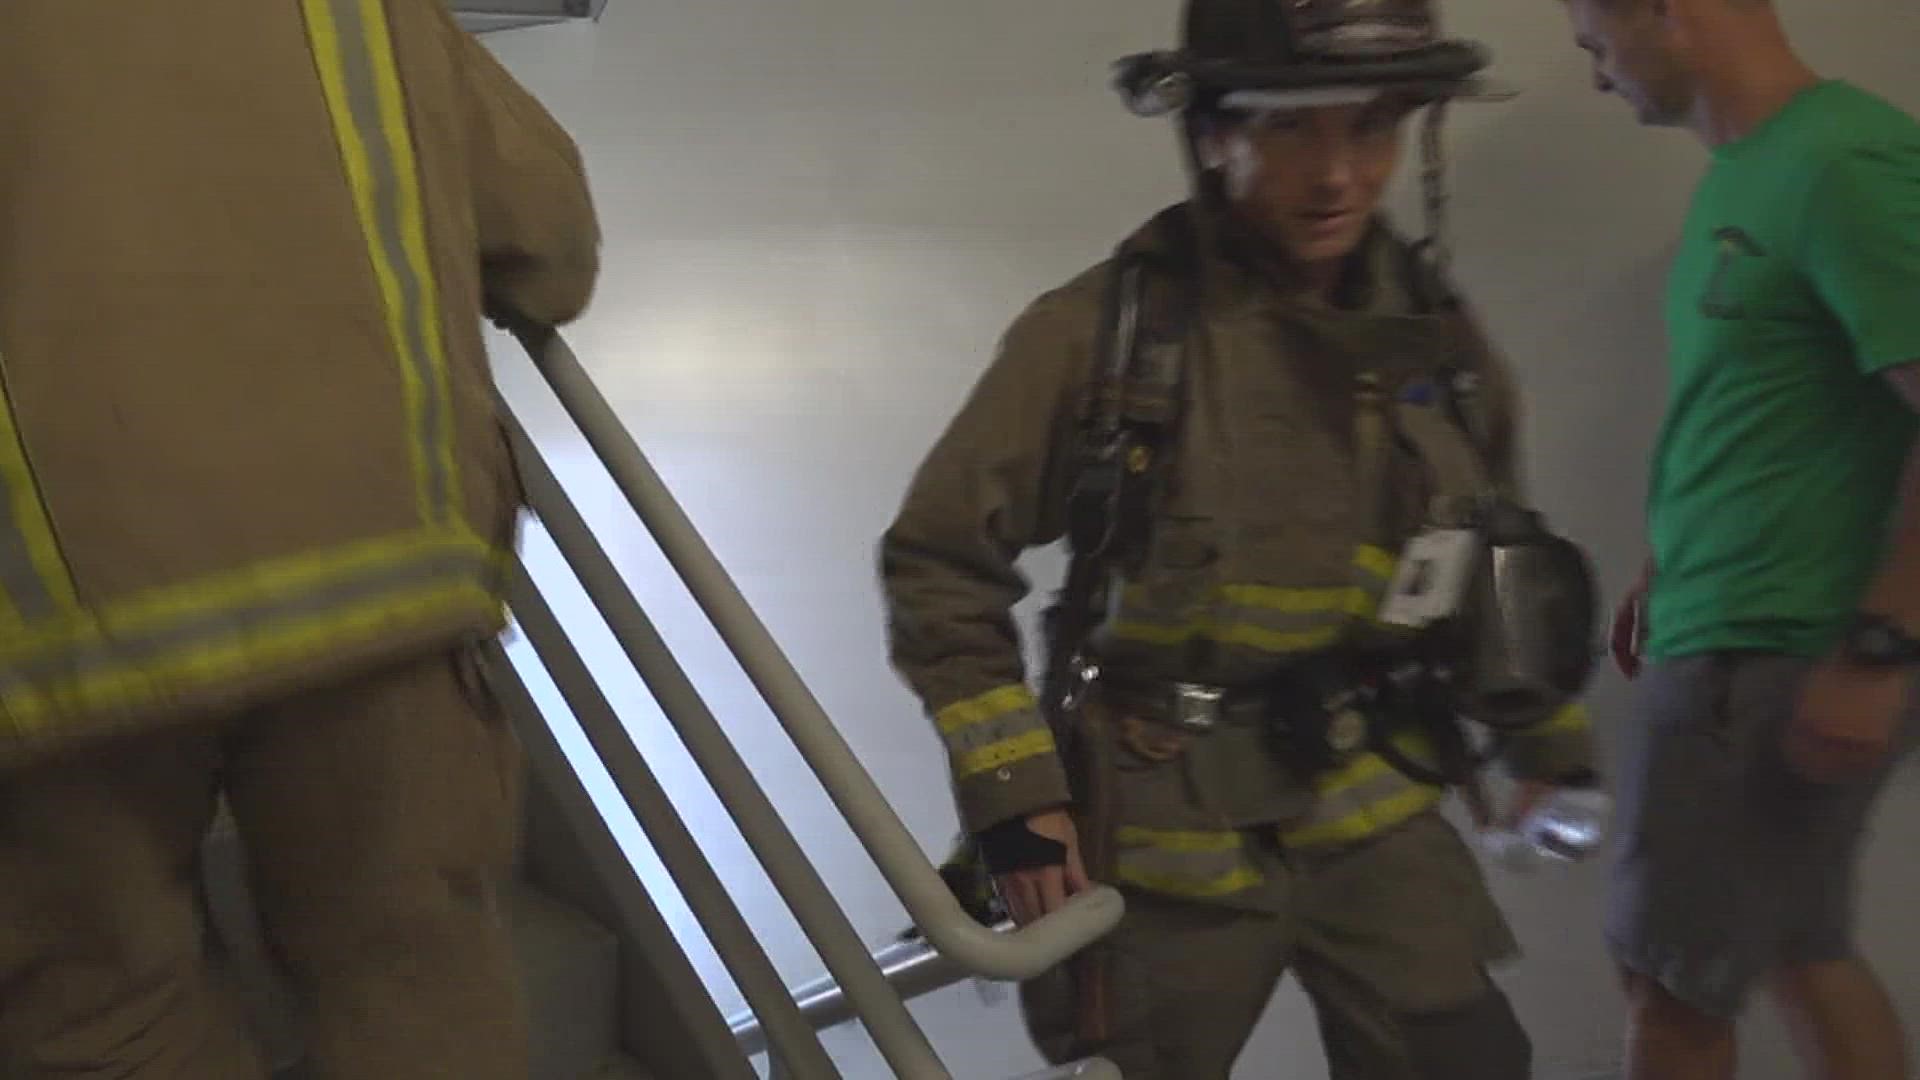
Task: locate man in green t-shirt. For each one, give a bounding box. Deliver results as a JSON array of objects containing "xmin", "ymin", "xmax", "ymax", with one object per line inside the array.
[{"xmin": 1557, "ymin": 1, "xmax": 1920, "ymax": 1078}]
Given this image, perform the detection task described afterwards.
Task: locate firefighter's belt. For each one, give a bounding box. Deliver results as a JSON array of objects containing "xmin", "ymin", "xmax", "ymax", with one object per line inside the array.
[{"xmin": 1096, "ymin": 676, "xmax": 1271, "ymax": 732}]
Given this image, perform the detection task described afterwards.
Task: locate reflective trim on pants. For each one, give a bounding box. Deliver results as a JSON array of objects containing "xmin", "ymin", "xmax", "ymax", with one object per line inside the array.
[
  {"xmin": 1283, "ymin": 731, "xmax": 1446, "ymax": 850},
  {"xmin": 1114, "ymin": 826, "xmax": 1266, "ymax": 899}
]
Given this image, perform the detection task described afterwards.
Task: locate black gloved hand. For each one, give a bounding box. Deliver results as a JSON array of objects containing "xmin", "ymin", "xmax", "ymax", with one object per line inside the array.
[{"xmin": 976, "ymin": 816, "xmax": 1068, "ymax": 876}]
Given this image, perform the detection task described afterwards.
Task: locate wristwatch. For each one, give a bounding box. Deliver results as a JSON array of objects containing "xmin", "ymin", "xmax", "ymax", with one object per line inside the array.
[{"xmin": 1839, "ymin": 613, "xmax": 1920, "ymax": 667}]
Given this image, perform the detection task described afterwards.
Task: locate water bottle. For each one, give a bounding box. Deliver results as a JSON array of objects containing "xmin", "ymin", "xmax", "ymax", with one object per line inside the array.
[{"xmin": 1478, "ymin": 788, "xmax": 1613, "ymax": 873}]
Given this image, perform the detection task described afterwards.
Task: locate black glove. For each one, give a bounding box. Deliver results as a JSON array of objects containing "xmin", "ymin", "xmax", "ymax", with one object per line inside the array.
[{"xmin": 975, "ymin": 816, "xmax": 1068, "ymax": 876}]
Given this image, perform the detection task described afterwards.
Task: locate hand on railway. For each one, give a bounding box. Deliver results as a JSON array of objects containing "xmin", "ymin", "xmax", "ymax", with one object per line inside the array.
[{"xmin": 988, "ymin": 808, "xmax": 1092, "ymax": 927}]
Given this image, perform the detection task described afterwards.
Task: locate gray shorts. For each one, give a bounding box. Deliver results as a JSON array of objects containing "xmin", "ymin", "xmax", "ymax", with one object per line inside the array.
[{"xmin": 1605, "ymin": 653, "xmax": 1919, "ymax": 1018}]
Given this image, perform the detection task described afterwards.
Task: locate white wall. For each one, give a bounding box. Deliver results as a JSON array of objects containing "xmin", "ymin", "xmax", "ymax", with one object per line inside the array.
[{"xmin": 485, "ymin": 2, "xmax": 1920, "ymax": 1076}]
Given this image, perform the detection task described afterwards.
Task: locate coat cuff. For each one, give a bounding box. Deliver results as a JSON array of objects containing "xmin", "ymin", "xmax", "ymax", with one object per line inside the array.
[
  {"xmin": 935, "ymin": 684, "xmax": 1074, "ymax": 832},
  {"xmin": 1500, "ymin": 703, "xmax": 1597, "ymax": 783}
]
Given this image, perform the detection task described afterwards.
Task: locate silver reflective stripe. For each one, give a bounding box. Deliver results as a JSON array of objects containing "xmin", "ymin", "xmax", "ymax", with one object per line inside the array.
[
  {"xmin": 1283, "ymin": 753, "xmax": 1444, "ymax": 849},
  {"xmin": 307, "ymin": 0, "xmax": 454, "ymax": 525},
  {"xmin": 1114, "ymin": 832, "xmax": 1264, "ymax": 899},
  {"xmin": 0, "ymin": 538, "xmax": 487, "ymax": 699},
  {"xmin": 942, "ymin": 704, "xmax": 1048, "ymax": 759},
  {"xmin": 1307, "ymin": 766, "xmax": 1421, "ymax": 826},
  {"xmin": 936, "ymin": 685, "xmax": 1056, "ymax": 779}
]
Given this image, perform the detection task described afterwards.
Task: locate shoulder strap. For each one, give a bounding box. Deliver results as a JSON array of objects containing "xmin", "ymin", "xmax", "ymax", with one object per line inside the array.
[
  {"xmin": 1404, "ymin": 243, "xmax": 1500, "ymax": 461},
  {"xmin": 1042, "ymin": 211, "xmax": 1198, "ymax": 714}
]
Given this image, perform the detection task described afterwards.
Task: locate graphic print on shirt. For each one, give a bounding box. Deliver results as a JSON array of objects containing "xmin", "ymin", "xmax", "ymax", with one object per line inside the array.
[{"xmin": 1698, "ymin": 226, "xmax": 1767, "ymax": 320}]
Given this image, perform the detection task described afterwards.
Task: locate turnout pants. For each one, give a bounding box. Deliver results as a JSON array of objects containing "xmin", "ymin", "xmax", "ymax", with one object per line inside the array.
[
  {"xmin": 1020, "ymin": 813, "xmax": 1530, "ymax": 1080},
  {"xmin": 0, "ymin": 648, "xmax": 527, "ymax": 1080}
]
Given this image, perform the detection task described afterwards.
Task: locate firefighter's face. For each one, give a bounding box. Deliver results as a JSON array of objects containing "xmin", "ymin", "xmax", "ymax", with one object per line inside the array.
[
  {"xmin": 1565, "ymin": 0, "xmax": 1699, "ymax": 128},
  {"xmin": 1203, "ymin": 97, "xmax": 1414, "ymax": 266}
]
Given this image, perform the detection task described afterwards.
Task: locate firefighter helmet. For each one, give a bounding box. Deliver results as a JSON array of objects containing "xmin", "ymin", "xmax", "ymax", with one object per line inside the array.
[{"xmin": 1117, "ymin": 0, "xmax": 1507, "ymax": 117}]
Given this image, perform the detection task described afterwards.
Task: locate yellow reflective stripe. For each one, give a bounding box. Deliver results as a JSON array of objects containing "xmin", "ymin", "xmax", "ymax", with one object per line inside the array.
[
  {"xmin": 1110, "ymin": 596, "xmax": 1355, "ymax": 652},
  {"xmin": 952, "ymin": 728, "xmax": 1056, "ymax": 779},
  {"xmin": 1109, "ymin": 617, "xmax": 1347, "ymax": 653},
  {"xmin": 935, "ymin": 684, "xmax": 1037, "ymax": 734},
  {"xmin": 0, "ymin": 527, "xmax": 498, "ymax": 663},
  {"xmin": 1216, "ymin": 583, "xmax": 1373, "ymax": 616},
  {"xmin": 1353, "ymin": 543, "xmax": 1396, "ymax": 583},
  {"xmin": 0, "ymin": 373, "xmax": 77, "ymax": 625},
  {"xmin": 1282, "ymin": 729, "xmax": 1446, "ymax": 849},
  {"xmin": 1109, "ymin": 544, "xmax": 1404, "ymax": 654},
  {"xmin": 1114, "ymin": 826, "xmax": 1242, "ymax": 853},
  {"xmin": 1114, "ymin": 827, "xmax": 1264, "ymax": 898},
  {"xmin": 1512, "ymin": 703, "xmax": 1591, "ymax": 737},
  {"xmin": 1311, "ymin": 729, "xmax": 1438, "ymax": 796},
  {"xmin": 936, "ymin": 684, "xmax": 1056, "ymax": 778},
  {"xmin": 1283, "ymin": 782, "xmax": 1443, "ymax": 849},
  {"xmin": 0, "ymin": 536, "xmax": 500, "ymax": 732},
  {"xmin": 1117, "ymin": 863, "xmax": 1266, "ymax": 899},
  {"xmin": 1353, "ymin": 543, "xmax": 1400, "ymax": 626},
  {"xmin": 302, "ymin": 0, "xmax": 461, "ymax": 528},
  {"xmin": 1209, "ymin": 621, "xmax": 1345, "ymax": 653}
]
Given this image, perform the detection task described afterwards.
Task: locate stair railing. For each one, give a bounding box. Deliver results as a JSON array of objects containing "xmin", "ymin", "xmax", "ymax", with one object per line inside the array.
[{"xmin": 495, "ymin": 324, "xmax": 1124, "ymax": 1080}]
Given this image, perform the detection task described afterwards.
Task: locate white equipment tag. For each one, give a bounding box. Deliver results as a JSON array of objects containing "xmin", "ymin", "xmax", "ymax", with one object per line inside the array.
[{"xmin": 1376, "ymin": 529, "xmax": 1483, "ymax": 629}]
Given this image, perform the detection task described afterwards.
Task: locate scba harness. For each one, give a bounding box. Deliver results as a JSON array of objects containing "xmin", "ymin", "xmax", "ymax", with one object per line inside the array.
[{"xmin": 1041, "ymin": 209, "xmax": 1598, "ymax": 790}]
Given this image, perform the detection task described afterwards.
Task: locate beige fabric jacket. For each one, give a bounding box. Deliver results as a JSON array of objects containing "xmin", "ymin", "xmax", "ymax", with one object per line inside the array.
[{"xmin": 0, "ymin": 0, "xmax": 599, "ymax": 763}]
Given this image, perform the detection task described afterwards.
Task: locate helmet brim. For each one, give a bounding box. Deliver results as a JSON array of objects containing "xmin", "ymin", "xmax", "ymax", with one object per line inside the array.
[
  {"xmin": 1217, "ymin": 75, "xmax": 1517, "ymax": 111},
  {"xmin": 1114, "ymin": 41, "xmax": 1511, "ymax": 117},
  {"xmin": 1186, "ymin": 38, "xmax": 1489, "ymax": 90}
]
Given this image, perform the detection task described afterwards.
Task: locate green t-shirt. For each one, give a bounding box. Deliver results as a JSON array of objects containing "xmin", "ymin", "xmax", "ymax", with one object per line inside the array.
[{"xmin": 1648, "ymin": 81, "xmax": 1920, "ymax": 660}]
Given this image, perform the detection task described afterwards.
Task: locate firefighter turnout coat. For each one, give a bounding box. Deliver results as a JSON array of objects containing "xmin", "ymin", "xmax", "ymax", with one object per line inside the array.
[
  {"xmin": 0, "ymin": 0, "xmax": 599, "ymax": 764},
  {"xmin": 881, "ymin": 206, "xmax": 1592, "ymax": 908}
]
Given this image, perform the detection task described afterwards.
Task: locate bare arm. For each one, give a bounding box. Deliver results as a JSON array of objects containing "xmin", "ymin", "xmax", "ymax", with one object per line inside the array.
[{"xmin": 1853, "ymin": 363, "xmax": 1920, "ymax": 626}]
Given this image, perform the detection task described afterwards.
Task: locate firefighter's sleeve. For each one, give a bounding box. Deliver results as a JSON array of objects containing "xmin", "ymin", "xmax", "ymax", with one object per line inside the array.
[
  {"xmin": 444, "ymin": 14, "xmax": 601, "ymax": 326},
  {"xmin": 1470, "ymin": 325, "xmax": 1599, "ymax": 785},
  {"xmin": 880, "ymin": 291, "xmax": 1090, "ymax": 835}
]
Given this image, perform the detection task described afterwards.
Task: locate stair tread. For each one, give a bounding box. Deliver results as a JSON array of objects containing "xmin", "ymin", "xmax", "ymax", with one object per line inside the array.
[
  {"xmin": 507, "ymin": 881, "xmax": 623, "ymax": 1080},
  {"xmin": 508, "ymin": 881, "xmax": 620, "ymax": 963}
]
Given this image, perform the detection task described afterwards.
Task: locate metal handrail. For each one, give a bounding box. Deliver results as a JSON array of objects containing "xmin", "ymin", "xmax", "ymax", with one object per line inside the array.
[
  {"xmin": 727, "ymin": 925, "xmax": 1007, "ymax": 1058},
  {"xmin": 482, "ymin": 637, "xmax": 766, "ymax": 1080},
  {"xmin": 511, "ymin": 325, "xmax": 1124, "ymax": 984},
  {"xmin": 500, "ymin": 578, "xmax": 842, "ymax": 1079},
  {"xmin": 508, "ymin": 409, "xmax": 915, "ymax": 1075}
]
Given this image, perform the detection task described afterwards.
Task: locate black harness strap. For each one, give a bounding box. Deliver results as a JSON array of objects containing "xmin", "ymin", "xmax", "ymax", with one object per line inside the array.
[{"xmin": 1042, "ymin": 212, "xmax": 1197, "ymax": 720}]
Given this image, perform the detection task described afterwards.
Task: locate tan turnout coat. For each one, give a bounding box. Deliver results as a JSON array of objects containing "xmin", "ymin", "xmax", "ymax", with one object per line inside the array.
[{"xmin": 0, "ymin": 0, "xmax": 599, "ymax": 764}]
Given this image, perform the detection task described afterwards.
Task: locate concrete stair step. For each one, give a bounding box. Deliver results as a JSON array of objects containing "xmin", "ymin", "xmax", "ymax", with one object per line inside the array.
[{"xmin": 509, "ymin": 884, "xmax": 624, "ymax": 1080}]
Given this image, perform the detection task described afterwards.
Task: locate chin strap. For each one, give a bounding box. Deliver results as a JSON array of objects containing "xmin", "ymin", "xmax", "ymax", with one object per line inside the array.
[{"xmin": 1416, "ymin": 100, "xmax": 1452, "ymax": 279}]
